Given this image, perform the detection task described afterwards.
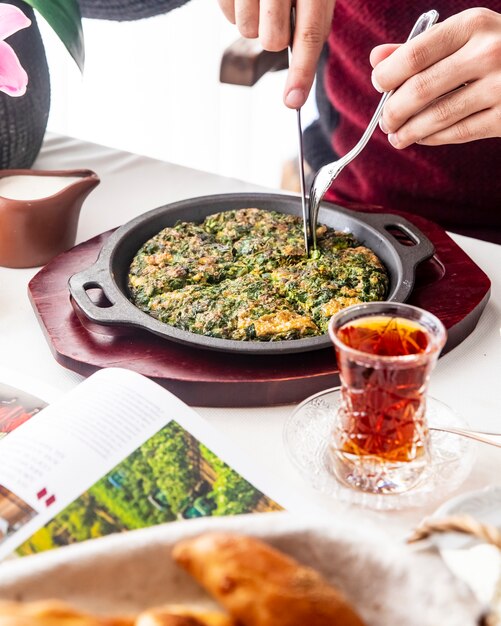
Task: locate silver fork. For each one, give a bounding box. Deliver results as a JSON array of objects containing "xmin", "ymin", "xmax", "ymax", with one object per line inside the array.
[{"xmin": 308, "ymin": 9, "xmax": 439, "ymax": 250}]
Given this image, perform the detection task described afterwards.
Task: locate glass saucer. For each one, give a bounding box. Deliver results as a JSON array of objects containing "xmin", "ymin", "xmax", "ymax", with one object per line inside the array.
[{"xmin": 283, "ymin": 387, "xmax": 476, "ymax": 511}]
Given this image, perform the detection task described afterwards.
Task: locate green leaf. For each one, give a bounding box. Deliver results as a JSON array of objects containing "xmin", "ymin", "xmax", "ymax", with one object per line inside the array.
[{"xmin": 20, "ymin": 0, "xmax": 85, "ymax": 72}]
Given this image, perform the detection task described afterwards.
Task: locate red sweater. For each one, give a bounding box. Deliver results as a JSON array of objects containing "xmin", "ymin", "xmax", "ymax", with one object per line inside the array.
[{"xmin": 305, "ymin": 1, "xmax": 501, "ymax": 243}]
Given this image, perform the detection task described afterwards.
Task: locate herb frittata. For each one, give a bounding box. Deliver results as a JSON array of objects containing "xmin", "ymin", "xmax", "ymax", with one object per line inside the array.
[{"xmin": 128, "ymin": 208, "xmax": 389, "ymax": 341}]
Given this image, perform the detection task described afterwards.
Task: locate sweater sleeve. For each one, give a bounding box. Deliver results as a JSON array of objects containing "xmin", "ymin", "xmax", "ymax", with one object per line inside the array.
[{"xmin": 78, "ymin": 0, "xmax": 191, "ymax": 21}]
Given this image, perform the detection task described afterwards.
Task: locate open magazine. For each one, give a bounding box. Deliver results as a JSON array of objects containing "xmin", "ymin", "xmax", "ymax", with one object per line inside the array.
[{"xmin": 0, "ymin": 368, "xmax": 289, "ymax": 561}]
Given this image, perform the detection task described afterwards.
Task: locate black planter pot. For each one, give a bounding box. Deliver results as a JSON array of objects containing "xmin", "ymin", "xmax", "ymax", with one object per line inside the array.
[
  {"xmin": 0, "ymin": 0, "xmax": 50, "ymax": 169},
  {"xmin": 0, "ymin": 0, "xmax": 191, "ymax": 169},
  {"xmin": 79, "ymin": 0, "xmax": 190, "ymax": 21}
]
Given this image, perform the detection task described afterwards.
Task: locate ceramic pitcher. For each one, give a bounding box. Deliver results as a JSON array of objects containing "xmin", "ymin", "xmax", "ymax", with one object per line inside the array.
[{"xmin": 0, "ymin": 169, "xmax": 100, "ymax": 268}]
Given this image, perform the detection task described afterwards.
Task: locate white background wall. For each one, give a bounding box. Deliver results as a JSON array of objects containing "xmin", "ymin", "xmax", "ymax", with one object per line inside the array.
[{"xmin": 38, "ymin": 0, "xmax": 317, "ymax": 189}]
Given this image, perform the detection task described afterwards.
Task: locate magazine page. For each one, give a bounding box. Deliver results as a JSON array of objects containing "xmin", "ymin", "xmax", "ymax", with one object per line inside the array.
[{"xmin": 0, "ymin": 368, "xmax": 289, "ymax": 560}]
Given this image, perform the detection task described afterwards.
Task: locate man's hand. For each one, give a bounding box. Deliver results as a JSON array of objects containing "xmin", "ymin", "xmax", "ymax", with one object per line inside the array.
[
  {"xmin": 371, "ymin": 8, "xmax": 501, "ymax": 148},
  {"xmin": 217, "ymin": 0, "xmax": 335, "ymax": 108}
]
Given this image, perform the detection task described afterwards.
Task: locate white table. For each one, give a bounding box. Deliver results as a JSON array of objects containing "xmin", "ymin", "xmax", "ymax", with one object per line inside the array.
[{"xmin": 2, "ymin": 133, "xmax": 500, "ymax": 537}]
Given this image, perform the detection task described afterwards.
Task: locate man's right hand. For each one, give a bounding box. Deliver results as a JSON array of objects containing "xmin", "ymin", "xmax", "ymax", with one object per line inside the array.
[{"xmin": 217, "ymin": 0, "xmax": 336, "ymax": 109}]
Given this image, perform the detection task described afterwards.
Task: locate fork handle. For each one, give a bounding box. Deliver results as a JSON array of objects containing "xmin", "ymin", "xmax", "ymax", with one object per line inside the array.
[
  {"xmin": 345, "ymin": 10, "xmax": 440, "ymax": 165},
  {"xmin": 309, "ymin": 10, "xmax": 440, "ymax": 249}
]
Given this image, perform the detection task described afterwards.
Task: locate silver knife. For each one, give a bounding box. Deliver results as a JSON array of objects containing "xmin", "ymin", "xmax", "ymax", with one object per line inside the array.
[{"xmin": 288, "ymin": 5, "xmax": 310, "ymax": 256}]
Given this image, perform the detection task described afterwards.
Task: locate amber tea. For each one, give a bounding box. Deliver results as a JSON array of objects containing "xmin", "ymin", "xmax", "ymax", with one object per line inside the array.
[
  {"xmin": 336, "ymin": 315, "xmax": 430, "ymax": 357},
  {"xmin": 336, "ymin": 316, "xmax": 431, "ymax": 461},
  {"xmin": 328, "ymin": 303, "xmax": 447, "ymax": 494}
]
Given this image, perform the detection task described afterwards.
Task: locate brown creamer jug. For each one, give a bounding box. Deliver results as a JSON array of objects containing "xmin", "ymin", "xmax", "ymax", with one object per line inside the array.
[{"xmin": 0, "ymin": 169, "xmax": 100, "ymax": 268}]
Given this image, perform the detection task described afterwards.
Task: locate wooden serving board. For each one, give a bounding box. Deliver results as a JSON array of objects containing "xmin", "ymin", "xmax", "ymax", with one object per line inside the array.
[{"xmin": 28, "ymin": 208, "xmax": 491, "ymax": 407}]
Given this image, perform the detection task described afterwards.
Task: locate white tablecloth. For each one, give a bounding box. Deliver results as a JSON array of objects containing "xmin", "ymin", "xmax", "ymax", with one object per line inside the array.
[{"xmin": 1, "ymin": 132, "xmax": 500, "ymax": 537}]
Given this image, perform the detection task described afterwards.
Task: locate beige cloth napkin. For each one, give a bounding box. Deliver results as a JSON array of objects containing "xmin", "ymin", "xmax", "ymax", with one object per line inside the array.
[{"xmin": 0, "ymin": 512, "xmax": 482, "ymax": 625}]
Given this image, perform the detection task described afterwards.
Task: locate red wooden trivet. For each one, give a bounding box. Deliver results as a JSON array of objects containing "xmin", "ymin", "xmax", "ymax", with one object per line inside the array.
[{"xmin": 28, "ymin": 208, "xmax": 490, "ymax": 407}]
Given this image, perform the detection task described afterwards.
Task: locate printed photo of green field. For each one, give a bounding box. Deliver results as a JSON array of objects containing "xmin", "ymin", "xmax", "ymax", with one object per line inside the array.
[{"xmin": 17, "ymin": 420, "xmax": 282, "ymax": 555}]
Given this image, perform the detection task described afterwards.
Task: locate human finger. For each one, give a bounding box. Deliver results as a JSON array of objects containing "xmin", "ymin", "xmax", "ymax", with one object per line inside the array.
[
  {"xmin": 371, "ymin": 13, "xmax": 471, "ymax": 93},
  {"xmin": 218, "ymin": 0, "xmax": 236, "ymax": 24},
  {"xmin": 259, "ymin": 0, "xmax": 292, "ymax": 52},
  {"xmin": 386, "ymin": 81, "xmax": 487, "ymax": 148},
  {"xmin": 415, "ymin": 108, "xmax": 498, "ymax": 145},
  {"xmin": 234, "ymin": 0, "xmax": 260, "ymax": 38},
  {"xmin": 380, "ymin": 46, "xmax": 478, "ymax": 135},
  {"xmin": 284, "ymin": 0, "xmax": 335, "ymax": 109},
  {"xmin": 369, "ymin": 43, "xmax": 400, "ymax": 68}
]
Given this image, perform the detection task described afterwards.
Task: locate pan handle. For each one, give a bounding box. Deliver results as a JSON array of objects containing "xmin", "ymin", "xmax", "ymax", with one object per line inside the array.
[
  {"xmin": 360, "ymin": 212, "xmax": 435, "ymax": 267},
  {"xmin": 359, "ymin": 212, "xmax": 435, "ymax": 302},
  {"xmin": 68, "ymin": 263, "xmax": 137, "ymax": 327}
]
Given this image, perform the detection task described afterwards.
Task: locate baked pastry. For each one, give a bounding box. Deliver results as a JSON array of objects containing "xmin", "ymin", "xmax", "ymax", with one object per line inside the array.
[
  {"xmin": 136, "ymin": 606, "xmax": 235, "ymax": 626},
  {"xmin": 172, "ymin": 533, "xmax": 366, "ymax": 626},
  {"xmin": 0, "ymin": 600, "xmax": 134, "ymax": 626},
  {"xmin": 136, "ymin": 617, "xmax": 199, "ymax": 626},
  {"xmin": 0, "ymin": 601, "xmax": 233, "ymax": 626},
  {"xmin": 0, "ymin": 532, "xmax": 366, "ymax": 626}
]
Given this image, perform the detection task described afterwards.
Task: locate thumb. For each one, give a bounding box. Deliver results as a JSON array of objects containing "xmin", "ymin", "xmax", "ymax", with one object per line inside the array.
[{"xmin": 370, "ymin": 43, "xmax": 401, "ymax": 68}]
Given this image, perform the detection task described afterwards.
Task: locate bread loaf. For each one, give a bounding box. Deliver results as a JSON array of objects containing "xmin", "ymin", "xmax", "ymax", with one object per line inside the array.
[
  {"xmin": 172, "ymin": 533, "xmax": 366, "ymax": 626},
  {"xmin": 136, "ymin": 606, "xmax": 235, "ymax": 626},
  {"xmin": 0, "ymin": 600, "xmax": 134, "ymax": 626}
]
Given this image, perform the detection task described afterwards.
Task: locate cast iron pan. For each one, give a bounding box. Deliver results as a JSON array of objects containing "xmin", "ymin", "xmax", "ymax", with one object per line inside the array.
[{"xmin": 68, "ymin": 193, "xmax": 434, "ymax": 354}]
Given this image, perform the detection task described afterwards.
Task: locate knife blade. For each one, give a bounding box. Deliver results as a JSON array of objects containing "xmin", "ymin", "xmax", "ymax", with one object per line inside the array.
[{"xmin": 288, "ymin": 5, "xmax": 310, "ymax": 256}]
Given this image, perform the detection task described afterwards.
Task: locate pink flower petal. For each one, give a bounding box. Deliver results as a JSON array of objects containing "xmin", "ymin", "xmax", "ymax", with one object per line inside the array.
[
  {"xmin": 0, "ymin": 4, "xmax": 31, "ymax": 41},
  {"xmin": 0, "ymin": 41, "xmax": 28, "ymax": 97}
]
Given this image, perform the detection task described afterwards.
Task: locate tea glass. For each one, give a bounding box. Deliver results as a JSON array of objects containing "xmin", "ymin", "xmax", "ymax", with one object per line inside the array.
[{"xmin": 327, "ymin": 302, "xmax": 447, "ymax": 495}]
